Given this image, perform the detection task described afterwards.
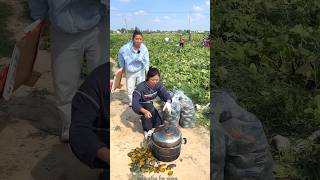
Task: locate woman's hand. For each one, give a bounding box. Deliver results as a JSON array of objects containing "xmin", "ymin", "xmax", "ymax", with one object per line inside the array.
[
  {"xmin": 144, "ymin": 110, "xmax": 152, "ymax": 119},
  {"xmin": 140, "ymin": 108, "xmax": 152, "ymax": 119},
  {"xmin": 163, "ymin": 102, "xmax": 172, "ymax": 114},
  {"xmin": 96, "ymin": 147, "xmax": 110, "ymax": 165}
]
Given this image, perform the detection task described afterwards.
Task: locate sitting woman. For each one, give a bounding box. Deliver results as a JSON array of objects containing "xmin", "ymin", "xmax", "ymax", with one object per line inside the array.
[
  {"xmin": 132, "ymin": 67, "xmax": 172, "ymax": 139},
  {"xmin": 69, "ymin": 63, "xmax": 109, "ymax": 179}
]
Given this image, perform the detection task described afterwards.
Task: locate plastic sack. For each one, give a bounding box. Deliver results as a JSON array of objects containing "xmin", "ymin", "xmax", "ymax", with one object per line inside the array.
[
  {"xmin": 211, "ymin": 113, "xmax": 227, "ymax": 180},
  {"xmin": 161, "ymin": 89, "xmax": 195, "ymax": 128},
  {"xmin": 176, "ymin": 91, "xmax": 195, "ymax": 128},
  {"xmin": 161, "ymin": 94, "xmax": 181, "ymax": 126},
  {"xmin": 212, "ymin": 90, "xmax": 274, "ymax": 180}
]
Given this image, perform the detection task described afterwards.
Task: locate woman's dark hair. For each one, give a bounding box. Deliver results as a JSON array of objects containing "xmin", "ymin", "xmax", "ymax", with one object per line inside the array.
[
  {"xmin": 132, "ymin": 30, "xmax": 143, "ymax": 39},
  {"xmin": 147, "ymin": 67, "xmax": 160, "ymax": 80}
]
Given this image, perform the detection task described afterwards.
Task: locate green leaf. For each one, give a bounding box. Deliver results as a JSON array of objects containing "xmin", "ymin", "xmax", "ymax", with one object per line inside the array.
[
  {"xmin": 313, "ymin": 95, "xmax": 320, "ymax": 108},
  {"xmin": 217, "ymin": 66, "xmax": 228, "ymax": 81},
  {"xmin": 296, "ymin": 63, "xmax": 313, "ymax": 79},
  {"xmin": 249, "ymin": 63, "xmax": 258, "ymax": 73},
  {"xmin": 290, "ymin": 24, "xmax": 310, "ymax": 38},
  {"xmin": 304, "ymin": 108, "xmax": 314, "ymax": 114}
]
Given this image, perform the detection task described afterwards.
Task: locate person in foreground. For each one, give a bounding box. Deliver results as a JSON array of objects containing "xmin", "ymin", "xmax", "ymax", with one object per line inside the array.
[
  {"xmin": 28, "ymin": 0, "xmax": 107, "ymax": 142},
  {"xmin": 131, "ymin": 67, "xmax": 172, "ymax": 139},
  {"xmin": 69, "ymin": 63, "xmax": 110, "ymax": 179}
]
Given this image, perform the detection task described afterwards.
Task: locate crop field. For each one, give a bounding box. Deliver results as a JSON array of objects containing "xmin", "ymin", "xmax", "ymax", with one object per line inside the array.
[{"xmin": 212, "ymin": 0, "xmax": 320, "ymax": 179}]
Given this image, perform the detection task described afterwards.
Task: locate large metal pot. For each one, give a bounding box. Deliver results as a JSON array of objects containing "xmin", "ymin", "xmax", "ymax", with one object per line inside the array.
[{"xmin": 150, "ymin": 125, "xmax": 187, "ymax": 162}]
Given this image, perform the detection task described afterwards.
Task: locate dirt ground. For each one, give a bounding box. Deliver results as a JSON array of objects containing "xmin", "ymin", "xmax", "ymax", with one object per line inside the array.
[
  {"xmin": 110, "ymin": 62, "xmax": 210, "ymax": 180},
  {"xmin": 0, "ymin": 50, "xmax": 102, "ymax": 180}
]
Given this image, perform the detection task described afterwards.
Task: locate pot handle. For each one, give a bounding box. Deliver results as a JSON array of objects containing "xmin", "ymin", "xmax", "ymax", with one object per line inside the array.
[{"xmin": 182, "ymin": 138, "xmax": 187, "ymax": 144}]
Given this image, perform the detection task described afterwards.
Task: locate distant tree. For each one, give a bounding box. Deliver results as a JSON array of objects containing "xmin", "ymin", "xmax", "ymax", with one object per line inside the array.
[{"xmin": 119, "ymin": 28, "xmax": 126, "ymax": 33}]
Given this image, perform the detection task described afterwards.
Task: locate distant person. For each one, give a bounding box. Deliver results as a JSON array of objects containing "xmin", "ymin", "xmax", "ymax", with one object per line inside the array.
[
  {"xmin": 207, "ymin": 32, "xmax": 211, "ymax": 48},
  {"xmin": 203, "ymin": 32, "xmax": 211, "ymax": 48},
  {"xmin": 28, "ymin": 0, "xmax": 107, "ymax": 142},
  {"xmin": 131, "ymin": 67, "xmax": 172, "ymax": 139},
  {"xmin": 118, "ymin": 30, "xmax": 149, "ymax": 106},
  {"xmin": 189, "ymin": 31, "xmax": 192, "ymax": 42},
  {"xmin": 179, "ymin": 34, "xmax": 185, "ymax": 47},
  {"xmin": 69, "ymin": 63, "xmax": 109, "ymax": 180}
]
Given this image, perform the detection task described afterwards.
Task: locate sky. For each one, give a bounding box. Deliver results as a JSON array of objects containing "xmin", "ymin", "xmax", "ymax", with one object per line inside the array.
[{"xmin": 110, "ymin": 0, "xmax": 210, "ymax": 31}]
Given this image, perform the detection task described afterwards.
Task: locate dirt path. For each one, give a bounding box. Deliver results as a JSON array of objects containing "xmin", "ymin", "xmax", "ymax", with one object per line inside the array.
[
  {"xmin": 110, "ymin": 60, "xmax": 210, "ymax": 180},
  {"xmin": 0, "ymin": 1, "xmax": 101, "ymax": 179}
]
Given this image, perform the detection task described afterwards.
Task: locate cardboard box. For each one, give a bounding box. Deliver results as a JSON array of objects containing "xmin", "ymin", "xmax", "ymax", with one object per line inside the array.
[{"xmin": 2, "ymin": 20, "xmax": 43, "ymax": 100}]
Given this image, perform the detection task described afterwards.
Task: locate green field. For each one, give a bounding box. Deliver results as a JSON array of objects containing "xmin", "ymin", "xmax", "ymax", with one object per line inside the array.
[
  {"xmin": 111, "ymin": 32, "xmax": 210, "ymax": 126},
  {"xmin": 212, "ymin": 0, "xmax": 320, "ymax": 178}
]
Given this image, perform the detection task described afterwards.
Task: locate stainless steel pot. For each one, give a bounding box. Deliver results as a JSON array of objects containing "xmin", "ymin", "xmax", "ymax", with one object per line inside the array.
[{"xmin": 151, "ymin": 125, "xmax": 187, "ymax": 162}]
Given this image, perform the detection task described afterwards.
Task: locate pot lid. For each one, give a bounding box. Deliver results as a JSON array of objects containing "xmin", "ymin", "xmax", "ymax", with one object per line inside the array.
[{"xmin": 152, "ymin": 125, "xmax": 181, "ymax": 148}]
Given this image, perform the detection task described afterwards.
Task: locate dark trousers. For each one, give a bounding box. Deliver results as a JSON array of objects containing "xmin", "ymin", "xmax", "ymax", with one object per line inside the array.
[
  {"xmin": 141, "ymin": 102, "xmax": 161, "ymax": 131},
  {"xmin": 99, "ymin": 169, "xmax": 108, "ymax": 180}
]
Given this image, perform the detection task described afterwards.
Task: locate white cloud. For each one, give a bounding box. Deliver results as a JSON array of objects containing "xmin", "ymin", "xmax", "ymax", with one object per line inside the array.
[
  {"xmin": 126, "ymin": 13, "xmax": 133, "ymax": 17},
  {"xmin": 194, "ymin": 13, "xmax": 205, "ymax": 18},
  {"xmin": 206, "ymin": 1, "xmax": 210, "ymax": 6},
  {"xmin": 190, "ymin": 13, "xmax": 206, "ymax": 22},
  {"xmin": 153, "ymin": 17, "xmax": 161, "ymax": 23},
  {"xmin": 163, "ymin": 16, "xmax": 170, "ymax": 20},
  {"xmin": 192, "ymin": 5, "xmax": 203, "ymax": 12},
  {"xmin": 133, "ymin": 10, "xmax": 147, "ymax": 16}
]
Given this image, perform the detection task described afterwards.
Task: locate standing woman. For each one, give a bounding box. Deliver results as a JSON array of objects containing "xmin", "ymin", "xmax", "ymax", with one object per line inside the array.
[
  {"xmin": 28, "ymin": 0, "xmax": 107, "ymax": 142},
  {"xmin": 118, "ymin": 30, "xmax": 149, "ymax": 106},
  {"xmin": 131, "ymin": 67, "xmax": 172, "ymax": 139}
]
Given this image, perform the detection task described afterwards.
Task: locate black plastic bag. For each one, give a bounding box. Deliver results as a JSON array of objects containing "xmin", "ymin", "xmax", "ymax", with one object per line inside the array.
[{"xmin": 212, "ymin": 90, "xmax": 274, "ymax": 180}]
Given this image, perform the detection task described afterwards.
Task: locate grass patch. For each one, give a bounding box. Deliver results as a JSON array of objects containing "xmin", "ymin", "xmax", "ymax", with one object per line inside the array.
[
  {"xmin": 195, "ymin": 107, "xmax": 210, "ymax": 128},
  {"xmin": 110, "ymin": 62, "xmax": 114, "ymax": 78}
]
